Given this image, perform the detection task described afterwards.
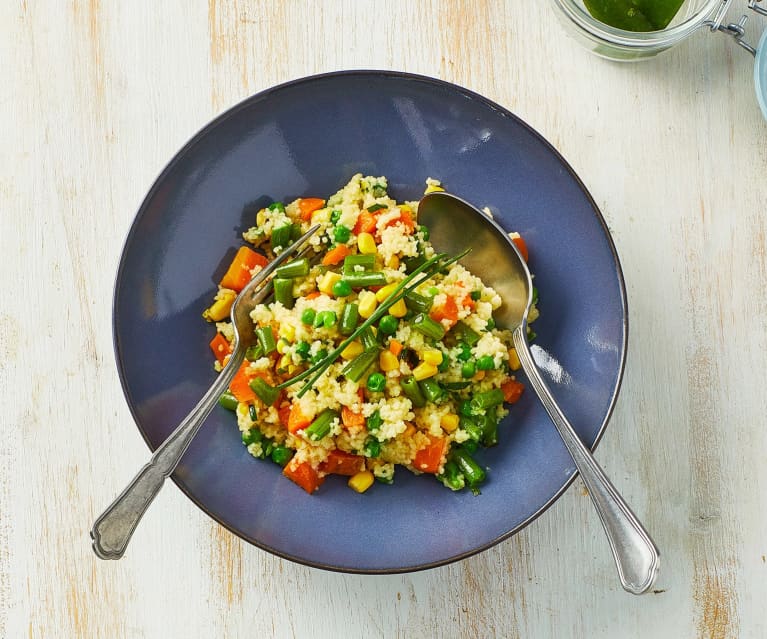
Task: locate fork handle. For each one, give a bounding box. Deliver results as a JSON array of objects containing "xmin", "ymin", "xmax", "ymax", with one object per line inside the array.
[
  {"xmin": 512, "ymin": 326, "xmax": 660, "ymax": 594},
  {"xmin": 90, "ymin": 350, "xmax": 243, "ymax": 559}
]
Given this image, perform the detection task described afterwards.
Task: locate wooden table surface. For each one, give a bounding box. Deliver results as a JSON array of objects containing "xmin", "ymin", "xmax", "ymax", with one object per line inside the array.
[{"xmin": 2, "ymin": 2, "xmax": 766, "ymax": 637}]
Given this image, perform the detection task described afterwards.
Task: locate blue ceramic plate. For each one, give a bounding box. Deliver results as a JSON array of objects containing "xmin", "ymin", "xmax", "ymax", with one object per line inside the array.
[{"xmin": 114, "ymin": 71, "xmax": 626, "ymax": 572}]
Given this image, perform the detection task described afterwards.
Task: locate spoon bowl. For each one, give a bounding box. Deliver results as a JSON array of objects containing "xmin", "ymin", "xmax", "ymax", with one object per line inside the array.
[{"xmin": 419, "ymin": 191, "xmax": 660, "ymax": 595}]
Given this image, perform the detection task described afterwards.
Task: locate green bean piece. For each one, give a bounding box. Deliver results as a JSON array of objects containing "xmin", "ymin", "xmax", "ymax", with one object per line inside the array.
[
  {"xmin": 301, "ymin": 308, "xmax": 316, "ymax": 325},
  {"xmin": 268, "ymin": 202, "xmax": 285, "ymax": 213},
  {"xmin": 532, "ymin": 286, "xmax": 539, "ymax": 304},
  {"xmin": 403, "ymin": 254, "xmax": 427, "ymax": 274},
  {"xmin": 366, "ymin": 410, "xmax": 383, "ymax": 432},
  {"xmin": 359, "ymin": 327, "xmax": 380, "ymax": 350},
  {"xmin": 312, "ymin": 311, "xmax": 325, "ymax": 328},
  {"xmin": 459, "ymin": 400, "xmax": 474, "ymax": 417},
  {"xmin": 470, "ymin": 388, "xmax": 505, "ymax": 413},
  {"xmin": 461, "ymin": 361, "xmax": 476, "ymax": 379},
  {"xmin": 273, "ymin": 278, "xmax": 294, "ymax": 309},
  {"xmin": 333, "ymin": 225, "xmax": 351, "ymax": 243},
  {"xmin": 341, "ymin": 347, "xmax": 379, "ymax": 382},
  {"xmin": 242, "ymin": 428, "xmax": 263, "ymax": 446},
  {"xmin": 378, "ymin": 314, "xmax": 399, "ymax": 335},
  {"xmin": 339, "ymin": 303, "xmax": 359, "ymax": 336},
  {"xmin": 218, "ymin": 391, "xmax": 239, "ymax": 411},
  {"xmin": 271, "ymin": 223, "xmax": 292, "ymax": 250},
  {"xmin": 438, "ymin": 460, "xmax": 465, "ymax": 491},
  {"xmin": 343, "ymin": 254, "xmax": 376, "ymax": 274},
  {"xmin": 322, "ymin": 311, "xmax": 337, "ymax": 328},
  {"xmin": 363, "ymin": 437, "xmax": 381, "ymax": 458},
  {"xmin": 442, "ymin": 381, "xmax": 471, "ymax": 391},
  {"xmin": 305, "ymin": 408, "xmax": 339, "ymax": 441},
  {"xmin": 256, "ymin": 325, "xmax": 277, "ymax": 354},
  {"xmin": 275, "ymin": 257, "xmax": 310, "ymax": 279},
  {"xmin": 401, "ymin": 376, "xmax": 426, "ymax": 408},
  {"xmin": 462, "ymin": 439, "xmax": 479, "ymax": 454},
  {"xmin": 460, "ymin": 416, "xmax": 483, "ymax": 443},
  {"xmin": 261, "ymin": 438, "xmax": 275, "ymax": 459},
  {"xmin": 451, "ymin": 448, "xmax": 486, "ymax": 487},
  {"xmin": 437, "ymin": 351, "xmax": 450, "ymax": 373},
  {"xmin": 342, "ymin": 272, "xmax": 388, "ymax": 288},
  {"xmin": 249, "ymin": 377, "xmax": 280, "ymax": 406},
  {"xmin": 476, "ymin": 355, "xmax": 495, "ymax": 371},
  {"xmin": 366, "ymin": 372, "xmax": 386, "ymax": 393},
  {"xmin": 479, "ymin": 413, "xmax": 499, "ymax": 447},
  {"xmin": 418, "ymin": 378, "xmax": 444, "ymax": 403},
  {"xmin": 248, "ymin": 404, "xmax": 258, "ymax": 421},
  {"xmin": 412, "ymin": 314, "xmax": 446, "ymax": 341},
  {"xmin": 244, "ymin": 344, "xmax": 264, "ymax": 361},
  {"xmin": 403, "ymin": 291, "xmax": 433, "ymax": 314},
  {"xmin": 332, "ymin": 280, "xmax": 352, "ymax": 297},
  {"xmin": 289, "ymin": 223, "xmax": 302, "ymax": 241},
  {"xmin": 454, "ymin": 322, "xmax": 480, "ymax": 346},
  {"xmin": 270, "ymin": 445, "xmax": 293, "ymax": 467}
]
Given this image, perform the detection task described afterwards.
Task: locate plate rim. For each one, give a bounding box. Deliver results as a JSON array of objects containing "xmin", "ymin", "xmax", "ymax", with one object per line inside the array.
[{"xmin": 112, "ymin": 69, "xmax": 629, "ymax": 573}]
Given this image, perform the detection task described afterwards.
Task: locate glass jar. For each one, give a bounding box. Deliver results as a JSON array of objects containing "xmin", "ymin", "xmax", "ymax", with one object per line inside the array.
[
  {"xmin": 552, "ymin": 0, "xmax": 757, "ymax": 59},
  {"xmin": 551, "ymin": 0, "xmax": 767, "ymax": 117}
]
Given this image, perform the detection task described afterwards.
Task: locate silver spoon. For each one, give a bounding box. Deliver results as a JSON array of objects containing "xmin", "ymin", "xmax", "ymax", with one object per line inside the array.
[
  {"xmin": 91, "ymin": 225, "xmax": 320, "ymax": 560},
  {"xmin": 418, "ymin": 192, "xmax": 659, "ymax": 595}
]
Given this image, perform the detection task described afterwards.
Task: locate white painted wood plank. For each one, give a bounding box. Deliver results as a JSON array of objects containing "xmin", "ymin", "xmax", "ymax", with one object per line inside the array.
[{"xmin": 2, "ymin": 1, "xmax": 765, "ymax": 637}]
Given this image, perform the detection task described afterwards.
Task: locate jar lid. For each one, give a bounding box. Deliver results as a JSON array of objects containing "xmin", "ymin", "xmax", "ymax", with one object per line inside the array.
[{"xmin": 756, "ymin": 27, "xmax": 767, "ymax": 120}]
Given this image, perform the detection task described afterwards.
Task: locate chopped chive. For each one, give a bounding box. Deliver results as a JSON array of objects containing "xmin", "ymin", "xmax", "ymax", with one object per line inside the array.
[
  {"xmin": 367, "ymin": 203, "xmax": 387, "ymax": 212},
  {"xmin": 330, "ymin": 210, "xmax": 341, "ymax": 224},
  {"xmin": 249, "ymin": 404, "xmax": 258, "ymax": 421}
]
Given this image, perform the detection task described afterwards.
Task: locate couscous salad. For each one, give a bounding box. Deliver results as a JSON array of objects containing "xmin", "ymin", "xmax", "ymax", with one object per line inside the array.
[{"xmin": 203, "ymin": 175, "xmax": 537, "ymax": 495}]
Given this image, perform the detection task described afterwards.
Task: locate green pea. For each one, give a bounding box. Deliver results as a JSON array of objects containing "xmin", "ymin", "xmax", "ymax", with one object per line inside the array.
[
  {"xmin": 270, "ymin": 446, "xmax": 293, "ymax": 467},
  {"xmin": 295, "ymin": 341, "xmax": 311, "ymax": 360},
  {"xmin": 461, "ymin": 361, "xmax": 476, "ymax": 378},
  {"xmin": 456, "ymin": 343, "xmax": 472, "ymax": 362},
  {"xmin": 366, "ymin": 372, "xmax": 386, "ymax": 393},
  {"xmin": 322, "ymin": 311, "xmax": 337, "ymax": 328},
  {"xmin": 301, "ymin": 308, "xmax": 316, "ymax": 325},
  {"xmin": 470, "ymin": 290, "xmax": 481, "ymax": 301},
  {"xmin": 476, "ymin": 355, "xmax": 495, "ymax": 371},
  {"xmin": 333, "ymin": 225, "xmax": 351, "ymax": 243},
  {"xmin": 332, "ymin": 280, "xmax": 352, "ymax": 297},
  {"xmin": 486, "ymin": 317, "xmax": 496, "ymax": 331},
  {"xmin": 378, "ymin": 314, "xmax": 399, "ymax": 335}
]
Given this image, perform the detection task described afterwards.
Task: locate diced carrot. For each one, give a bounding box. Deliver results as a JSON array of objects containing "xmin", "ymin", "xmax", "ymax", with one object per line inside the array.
[
  {"xmin": 512, "ymin": 235, "xmax": 529, "ymax": 262},
  {"xmin": 322, "ymin": 244, "xmax": 351, "ymax": 266},
  {"xmin": 353, "ymin": 211, "xmax": 378, "ymax": 235},
  {"xmin": 379, "ymin": 208, "xmax": 415, "ymax": 235},
  {"xmin": 388, "ymin": 339, "xmax": 404, "ymax": 357},
  {"xmin": 229, "ymin": 360, "xmax": 257, "ymax": 403},
  {"xmin": 430, "ymin": 295, "xmax": 459, "ymax": 327},
  {"xmin": 287, "ymin": 403, "xmax": 313, "ymax": 433},
  {"xmin": 460, "ymin": 294, "xmax": 475, "ymax": 310},
  {"xmin": 413, "ymin": 436, "xmax": 447, "ymax": 474},
  {"xmin": 283, "ymin": 459, "xmax": 324, "ymax": 494},
  {"xmin": 220, "ymin": 246, "xmax": 269, "ymax": 292},
  {"xmin": 277, "ymin": 403, "xmax": 292, "ymax": 427},
  {"xmin": 209, "ymin": 332, "xmax": 231, "ymax": 365},
  {"xmin": 501, "ymin": 379, "xmax": 525, "ymax": 404},
  {"xmin": 298, "ymin": 198, "xmax": 325, "ymax": 221},
  {"xmin": 341, "ymin": 405, "xmax": 365, "ymax": 430},
  {"xmin": 305, "ymin": 291, "xmax": 322, "ymax": 300},
  {"xmin": 320, "ymin": 449, "xmax": 365, "ymax": 476}
]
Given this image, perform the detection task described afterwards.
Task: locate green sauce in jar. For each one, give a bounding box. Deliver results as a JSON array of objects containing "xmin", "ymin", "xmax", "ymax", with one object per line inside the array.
[{"xmin": 583, "ymin": 0, "xmax": 686, "ymax": 31}]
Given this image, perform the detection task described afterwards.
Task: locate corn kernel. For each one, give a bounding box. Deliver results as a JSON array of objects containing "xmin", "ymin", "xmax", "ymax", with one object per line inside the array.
[
  {"xmin": 279, "ymin": 323, "xmax": 296, "ymax": 342},
  {"xmin": 348, "ymin": 470, "xmax": 375, "ymax": 493},
  {"xmin": 375, "ymin": 283, "xmax": 399, "ymax": 302},
  {"xmin": 256, "ymin": 208, "xmax": 268, "ymax": 227},
  {"xmin": 379, "ymin": 350, "xmax": 399, "ymax": 372},
  {"xmin": 422, "ymin": 350, "xmax": 443, "ymax": 366},
  {"xmin": 277, "ymin": 354, "xmax": 291, "ymax": 371},
  {"xmin": 413, "ymin": 362, "xmax": 438, "ymax": 381},
  {"xmin": 311, "ymin": 208, "xmax": 331, "ymax": 224},
  {"xmin": 508, "ymin": 348, "xmax": 521, "ymax": 371},
  {"xmin": 424, "ymin": 183, "xmax": 445, "ymax": 194},
  {"xmin": 202, "ymin": 289, "xmax": 237, "ymax": 322},
  {"xmin": 341, "ymin": 341, "xmax": 364, "ymax": 360},
  {"xmin": 387, "ymin": 255, "xmax": 400, "ymax": 269},
  {"xmin": 276, "ymin": 338, "xmax": 289, "ymax": 354},
  {"xmin": 357, "ymin": 232, "xmax": 377, "ymax": 255},
  {"xmin": 358, "ymin": 290, "xmax": 378, "ymax": 318},
  {"xmin": 318, "ymin": 271, "xmax": 342, "ymax": 295},
  {"xmin": 440, "ymin": 414, "xmax": 460, "ymax": 433},
  {"xmin": 388, "ymin": 298, "xmax": 407, "ymax": 318}
]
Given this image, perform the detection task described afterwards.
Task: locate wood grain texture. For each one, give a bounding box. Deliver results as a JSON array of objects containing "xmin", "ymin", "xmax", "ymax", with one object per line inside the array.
[{"xmin": 2, "ymin": 1, "xmax": 766, "ymax": 637}]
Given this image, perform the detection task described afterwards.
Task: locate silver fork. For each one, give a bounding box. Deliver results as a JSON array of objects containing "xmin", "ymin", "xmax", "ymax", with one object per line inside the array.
[{"xmin": 91, "ymin": 225, "xmax": 320, "ymax": 559}]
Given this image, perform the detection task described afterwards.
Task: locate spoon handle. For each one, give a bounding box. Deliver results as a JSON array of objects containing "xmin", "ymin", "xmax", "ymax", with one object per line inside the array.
[
  {"xmin": 90, "ymin": 350, "xmax": 244, "ymax": 559},
  {"xmin": 512, "ymin": 327, "xmax": 660, "ymax": 594}
]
